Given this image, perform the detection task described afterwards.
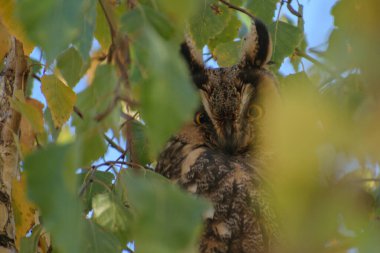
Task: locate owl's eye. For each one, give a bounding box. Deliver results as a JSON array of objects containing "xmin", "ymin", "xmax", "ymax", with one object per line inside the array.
[
  {"xmin": 194, "ymin": 112, "xmax": 208, "ymax": 125},
  {"xmin": 249, "ymin": 104, "xmax": 264, "ymax": 119}
]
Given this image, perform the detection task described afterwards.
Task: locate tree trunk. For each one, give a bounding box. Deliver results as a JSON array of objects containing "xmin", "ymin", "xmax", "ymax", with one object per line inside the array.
[{"xmin": 0, "ymin": 38, "xmax": 27, "ymax": 253}]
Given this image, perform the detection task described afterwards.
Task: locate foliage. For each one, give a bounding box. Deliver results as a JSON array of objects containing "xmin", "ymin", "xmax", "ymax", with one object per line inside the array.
[{"xmin": 0, "ymin": 0, "xmax": 380, "ymax": 252}]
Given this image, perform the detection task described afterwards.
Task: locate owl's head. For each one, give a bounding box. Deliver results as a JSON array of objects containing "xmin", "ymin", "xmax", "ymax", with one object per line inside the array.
[{"xmin": 181, "ymin": 19, "xmax": 279, "ymax": 155}]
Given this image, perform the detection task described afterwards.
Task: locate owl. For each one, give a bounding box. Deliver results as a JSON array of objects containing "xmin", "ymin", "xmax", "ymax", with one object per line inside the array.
[{"xmin": 156, "ymin": 18, "xmax": 280, "ymax": 253}]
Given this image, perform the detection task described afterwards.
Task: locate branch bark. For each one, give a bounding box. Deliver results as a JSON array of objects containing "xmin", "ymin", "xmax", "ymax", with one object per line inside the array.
[{"xmin": 0, "ymin": 38, "xmax": 28, "ymax": 253}]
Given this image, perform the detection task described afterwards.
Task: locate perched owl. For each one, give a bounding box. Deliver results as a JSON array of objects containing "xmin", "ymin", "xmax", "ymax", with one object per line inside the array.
[{"xmin": 156, "ymin": 18, "xmax": 280, "ymax": 253}]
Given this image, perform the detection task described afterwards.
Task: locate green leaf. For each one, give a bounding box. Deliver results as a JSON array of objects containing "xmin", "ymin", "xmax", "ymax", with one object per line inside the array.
[
  {"xmin": 213, "ymin": 41, "xmax": 242, "ymax": 67},
  {"xmin": 190, "ymin": 0, "xmax": 231, "ymax": 48},
  {"xmin": 16, "ymin": 0, "xmax": 84, "ymax": 61},
  {"xmin": 56, "ymin": 47, "xmax": 84, "ymax": 88},
  {"xmin": 24, "ymin": 144, "xmax": 83, "ymax": 253},
  {"xmin": 136, "ymin": 29, "xmax": 199, "ymax": 154},
  {"xmin": 74, "ymin": 0, "xmax": 97, "ymax": 60},
  {"xmin": 94, "ymin": 2, "xmax": 111, "ymax": 50},
  {"xmin": 78, "ymin": 170, "xmax": 114, "ymax": 212},
  {"xmin": 246, "ymin": 0, "xmax": 278, "ymax": 24},
  {"xmin": 121, "ymin": 169, "xmax": 210, "ymax": 253},
  {"xmin": 269, "ymin": 21, "xmax": 303, "ymax": 67},
  {"xmin": 208, "ymin": 14, "xmax": 241, "ymax": 50},
  {"xmin": 92, "ymin": 193, "xmax": 130, "ymax": 242},
  {"xmin": 84, "ymin": 221, "xmax": 123, "ymax": 253},
  {"xmin": 151, "ymin": 0, "xmax": 201, "ymax": 31},
  {"xmin": 10, "ymin": 92, "xmax": 44, "ymax": 133},
  {"xmin": 41, "ymin": 75, "xmax": 76, "ymax": 128},
  {"xmin": 74, "ymin": 64, "xmax": 117, "ymax": 132},
  {"xmin": 19, "ymin": 225, "xmax": 43, "ymax": 253},
  {"xmin": 127, "ymin": 120, "xmax": 151, "ymax": 165},
  {"xmin": 73, "ymin": 127, "xmax": 107, "ymax": 166},
  {"xmin": 143, "ymin": 6, "xmax": 175, "ymax": 40}
]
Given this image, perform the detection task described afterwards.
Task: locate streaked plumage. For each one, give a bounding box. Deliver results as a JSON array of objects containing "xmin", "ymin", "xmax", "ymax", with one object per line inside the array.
[{"xmin": 156, "ymin": 18, "xmax": 280, "ymax": 253}]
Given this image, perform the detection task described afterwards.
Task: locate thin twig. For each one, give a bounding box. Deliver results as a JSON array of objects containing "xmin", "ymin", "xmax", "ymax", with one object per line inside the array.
[
  {"xmin": 286, "ymin": 0, "xmax": 303, "ymax": 18},
  {"xmin": 218, "ymin": 0, "xmax": 255, "ymax": 19},
  {"xmin": 104, "ymin": 134, "xmax": 126, "ymax": 154},
  {"xmin": 73, "ymin": 106, "xmax": 84, "ymax": 119}
]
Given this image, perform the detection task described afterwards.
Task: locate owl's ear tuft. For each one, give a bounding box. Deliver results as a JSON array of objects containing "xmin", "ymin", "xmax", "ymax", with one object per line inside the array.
[
  {"xmin": 239, "ymin": 18, "xmax": 272, "ymax": 69},
  {"xmin": 180, "ymin": 37, "xmax": 208, "ymax": 88}
]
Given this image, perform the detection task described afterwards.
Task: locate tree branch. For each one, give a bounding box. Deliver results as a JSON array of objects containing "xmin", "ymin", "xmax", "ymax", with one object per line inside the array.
[{"xmin": 218, "ymin": 0, "xmax": 255, "ymax": 19}]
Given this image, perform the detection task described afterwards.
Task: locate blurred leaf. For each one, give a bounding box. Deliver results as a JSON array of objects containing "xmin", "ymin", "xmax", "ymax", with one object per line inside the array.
[
  {"xmin": 10, "ymin": 93, "xmax": 44, "ymax": 134},
  {"xmin": 57, "ymin": 47, "xmax": 84, "ymax": 88},
  {"xmin": 41, "ymin": 75, "xmax": 77, "ymax": 128},
  {"xmin": 12, "ymin": 176, "xmax": 37, "ymax": 249},
  {"xmin": 136, "ymin": 29, "xmax": 199, "ymax": 154},
  {"xmin": 143, "ymin": 6, "xmax": 175, "ymax": 40},
  {"xmin": 213, "ymin": 41, "xmax": 242, "ymax": 67},
  {"xmin": 74, "ymin": 0, "xmax": 97, "ymax": 60},
  {"xmin": 152, "ymin": 0, "xmax": 201, "ymax": 31},
  {"xmin": 269, "ymin": 21, "xmax": 303, "ymax": 67},
  {"xmin": 121, "ymin": 169, "xmax": 210, "ymax": 253},
  {"xmin": 44, "ymin": 108, "xmax": 61, "ymax": 141},
  {"xmin": 19, "ymin": 99, "xmax": 44, "ymax": 156},
  {"xmin": 73, "ymin": 127, "xmax": 107, "ymax": 166},
  {"xmin": 78, "ymin": 171, "xmax": 114, "ymax": 212},
  {"xmin": 190, "ymin": 0, "xmax": 231, "ymax": 48},
  {"xmin": 15, "ymin": 0, "xmax": 84, "ymax": 61},
  {"xmin": 246, "ymin": 0, "xmax": 277, "ymax": 24},
  {"xmin": 125, "ymin": 120, "xmax": 151, "ymax": 165},
  {"xmin": 19, "ymin": 225, "xmax": 43, "ymax": 253},
  {"xmin": 24, "ymin": 144, "xmax": 83, "ymax": 253},
  {"xmin": 74, "ymin": 64, "xmax": 117, "ymax": 132},
  {"xmin": 83, "ymin": 221, "xmax": 123, "ymax": 253},
  {"xmin": 25, "ymin": 58, "xmax": 43, "ymax": 97},
  {"xmin": 0, "ymin": 0, "xmax": 34, "ymax": 54},
  {"xmin": 92, "ymin": 193, "xmax": 130, "ymax": 242},
  {"xmin": 94, "ymin": 2, "xmax": 111, "ymax": 50}
]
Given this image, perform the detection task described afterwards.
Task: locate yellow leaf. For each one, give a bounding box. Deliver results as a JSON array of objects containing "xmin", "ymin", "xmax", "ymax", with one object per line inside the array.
[
  {"xmin": 12, "ymin": 175, "xmax": 37, "ymax": 249},
  {"xmin": 0, "ymin": 0, "xmax": 34, "ymax": 54},
  {"xmin": 19, "ymin": 98, "xmax": 44, "ymax": 156},
  {"xmin": 0, "ymin": 21, "xmax": 11, "ymax": 60},
  {"xmin": 41, "ymin": 75, "xmax": 77, "ymax": 128}
]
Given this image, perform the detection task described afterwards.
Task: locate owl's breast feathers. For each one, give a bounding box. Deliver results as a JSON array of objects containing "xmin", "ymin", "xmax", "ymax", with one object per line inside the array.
[{"xmin": 156, "ymin": 134, "xmax": 279, "ymax": 253}]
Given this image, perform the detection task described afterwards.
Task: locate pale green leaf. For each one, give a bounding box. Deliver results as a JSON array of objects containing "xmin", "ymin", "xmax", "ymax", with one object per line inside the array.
[
  {"xmin": 92, "ymin": 193, "xmax": 130, "ymax": 242},
  {"xmin": 24, "ymin": 144, "xmax": 83, "ymax": 253},
  {"xmin": 56, "ymin": 47, "xmax": 83, "ymax": 88},
  {"xmin": 121, "ymin": 169, "xmax": 210, "ymax": 253},
  {"xmin": 269, "ymin": 21, "xmax": 302, "ymax": 67},
  {"xmin": 190, "ymin": 0, "xmax": 231, "ymax": 48},
  {"xmin": 246, "ymin": 0, "xmax": 278, "ymax": 24},
  {"xmin": 78, "ymin": 171, "xmax": 114, "ymax": 212},
  {"xmin": 41, "ymin": 75, "xmax": 76, "ymax": 128}
]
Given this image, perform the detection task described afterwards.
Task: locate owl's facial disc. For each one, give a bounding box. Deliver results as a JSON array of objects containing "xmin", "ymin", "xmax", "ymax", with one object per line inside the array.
[{"xmin": 198, "ymin": 68, "xmax": 256, "ymax": 155}]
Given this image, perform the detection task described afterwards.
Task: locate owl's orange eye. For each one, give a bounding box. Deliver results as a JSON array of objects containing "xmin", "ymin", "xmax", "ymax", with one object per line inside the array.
[
  {"xmin": 249, "ymin": 104, "xmax": 264, "ymax": 119},
  {"xmin": 194, "ymin": 112, "xmax": 208, "ymax": 125}
]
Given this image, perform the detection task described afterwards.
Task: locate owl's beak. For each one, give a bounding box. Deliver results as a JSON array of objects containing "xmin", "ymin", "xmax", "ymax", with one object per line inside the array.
[{"xmin": 221, "ymin": 121, "xmax": 238, "ymax": 154}]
